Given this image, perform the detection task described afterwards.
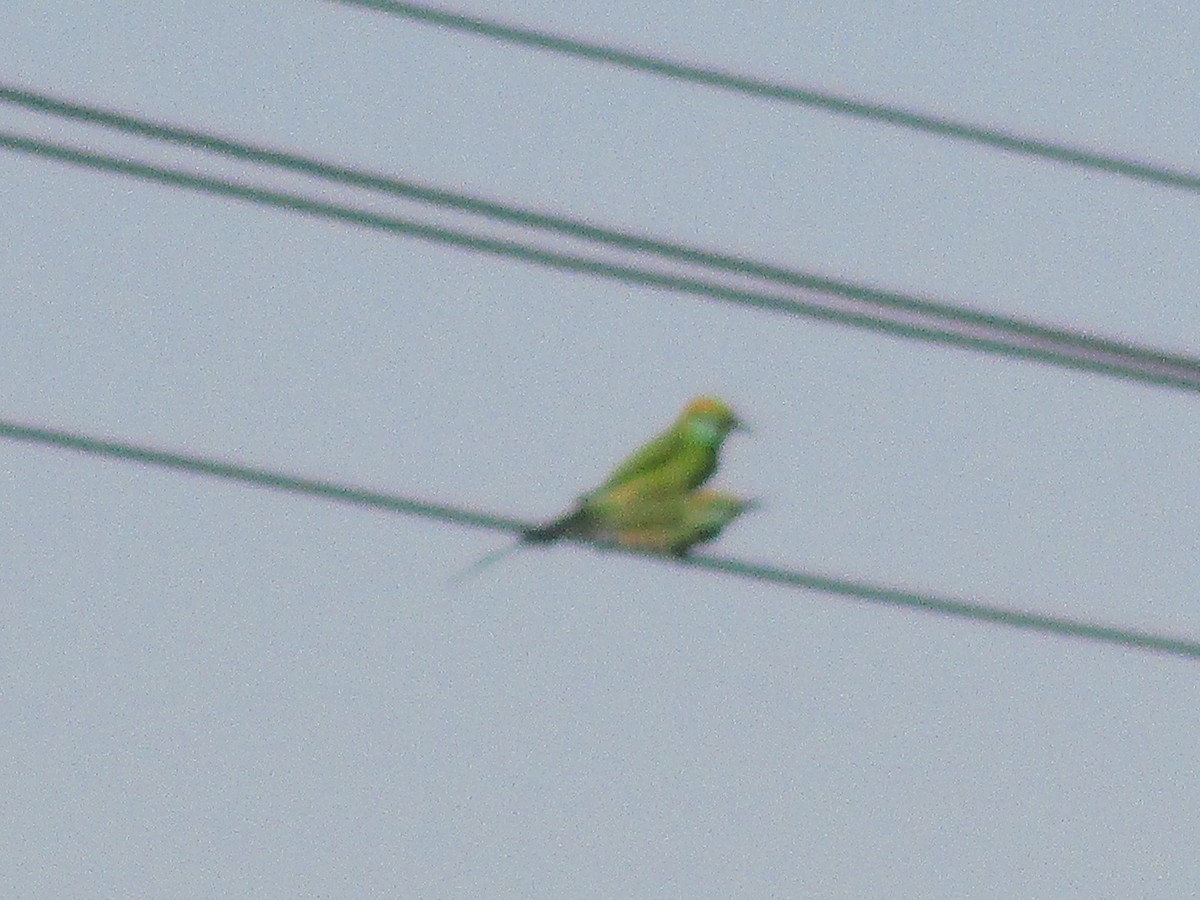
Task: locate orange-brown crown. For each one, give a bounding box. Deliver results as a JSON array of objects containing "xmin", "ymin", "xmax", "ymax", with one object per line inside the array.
[{"xmin": 679, "ymin": 396, "xmax": 742, "ymax": 431}]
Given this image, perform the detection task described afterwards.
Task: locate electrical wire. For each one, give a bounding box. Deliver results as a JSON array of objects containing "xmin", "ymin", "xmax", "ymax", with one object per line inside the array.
[
  {"xmin": 5, "ymin": 84, "xmax": 1196, "ymax": 389},
  {"xmin": 4, "ymin": 130, "xmax": 1200, "ymax": 394},
  {"xmin": 3, "ymin": 417, "xmax": 1197, "ymax": 661},
  {"xmin": 327, "ymin": 0, "xmax": 1200, "ymax": 193}
]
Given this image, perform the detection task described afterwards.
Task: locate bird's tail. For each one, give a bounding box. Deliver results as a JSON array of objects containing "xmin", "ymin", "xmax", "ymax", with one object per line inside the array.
[
  {"xmin": 521, "ymin": 507, "xmax": 587, "ymax": 543},
  {"xmin": 450, "ymin": 541, "xmax": 525, "ymax": 584},
  {"xmin": 451, "ymin": 507, "xmax": 589, "ymax": 584}
]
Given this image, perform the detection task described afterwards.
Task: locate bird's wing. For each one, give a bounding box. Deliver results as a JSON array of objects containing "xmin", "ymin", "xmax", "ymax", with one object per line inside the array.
[{"xmin": 594, "ymin": 428, "xmax": 682, "ymax": 493}]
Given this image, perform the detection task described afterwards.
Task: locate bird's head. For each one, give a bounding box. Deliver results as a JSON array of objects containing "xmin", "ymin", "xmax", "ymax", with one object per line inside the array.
[
  {"xmin": 678, "ymin": 396, "xmax": 748, "ymax": 444},
  {"xmin": 690, "ymin": 491, "xmax": 759, "ymax": 527}
]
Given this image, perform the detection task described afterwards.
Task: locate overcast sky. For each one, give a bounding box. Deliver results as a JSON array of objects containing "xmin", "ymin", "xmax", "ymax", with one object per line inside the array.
[{"xmin": 3, "ymin": 2, "xmax": 1200, "ymax": 897}]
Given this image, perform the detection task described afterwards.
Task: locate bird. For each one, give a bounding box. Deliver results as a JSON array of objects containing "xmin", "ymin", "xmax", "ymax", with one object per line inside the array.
[
  {"xmin": 524, "ymin": 396, "xmax": 748, "ymax": 544},
  {"xmin": 453, "ymin": 396, "xmax": 748, "ymax": 580},
  {"xmin": 454, "ymin": 489, "xmax": 756, "ymax": 581},
  {"xmin": 611, "ymin": 490, "xmax": 757, "ymax": 557}
]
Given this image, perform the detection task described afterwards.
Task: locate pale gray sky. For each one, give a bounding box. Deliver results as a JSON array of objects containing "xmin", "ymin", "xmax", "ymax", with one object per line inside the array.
[{"xmin": 3, "ymin": 2, "xmax": 1199, "ymax": 897}]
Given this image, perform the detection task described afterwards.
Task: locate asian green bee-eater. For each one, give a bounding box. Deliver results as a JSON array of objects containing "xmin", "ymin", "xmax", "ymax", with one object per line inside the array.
[
  {"xmin": 525, "ymin": 396, "xmax": 747, "ymax": 543},
  {"xmin": 454, "ymin": 488, "xmax": 756, "ymax": 581},
  {"xmin": 453, "ymin": 397, "xmax": 748, "ymax": 580},
  {"xmin": 613, "ymin": 490, "xmax": 757, "ymax": 556}
]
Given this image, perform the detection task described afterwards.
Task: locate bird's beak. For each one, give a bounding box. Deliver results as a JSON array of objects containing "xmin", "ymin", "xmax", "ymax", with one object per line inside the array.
[
  {"xmin": 742, "ymin": 498, "xmax": 763, "ymax": 512},
  {"xmin": 734, "ymin": 418, "xmax": 752, "ymax": 434}
]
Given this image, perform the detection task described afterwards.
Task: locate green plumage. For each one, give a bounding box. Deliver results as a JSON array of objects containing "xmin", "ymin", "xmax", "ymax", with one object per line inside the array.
[
  {"xmin": 528, "ymin": 396, "xmax": 745, "ymax": 542},
  {"xmin": 614, "ymin": 491, "xmax": 756, "ymax": 556},
  {"xmin": 455, "ymin": 396, "xmax": 749, "ymax": 580}
]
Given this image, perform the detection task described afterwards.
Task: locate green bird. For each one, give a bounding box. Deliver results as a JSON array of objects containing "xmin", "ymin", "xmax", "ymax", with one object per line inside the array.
[
  {"xmin": 454, "ymin": 396, "xmax": 747, "ymax": 580},
  {"xmin": 525, "ymin": 395, "xmax": 747, "ymax": 544},
  {"xmin": 455, "ymin": 489, "xmax": 756, "ymax": 581},
  {"xmin": 612, "ymin": 490, "xmax": 757, "ymax": 556}
]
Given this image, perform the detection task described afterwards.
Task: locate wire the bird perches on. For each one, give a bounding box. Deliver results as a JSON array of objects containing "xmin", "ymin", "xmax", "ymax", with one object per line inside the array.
[{"xmin": 3, "ymin": 418, "xmax": 1198, "ymax": 661}]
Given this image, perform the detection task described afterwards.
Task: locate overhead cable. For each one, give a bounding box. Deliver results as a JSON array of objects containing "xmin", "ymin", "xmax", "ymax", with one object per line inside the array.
[
  {"xmin": 327, "ymin": 0, "xmax": 1200, "ymax": 193},
  {"xmin": 4, "ymin": 84, "xmax": 1195, "ymax": 391},
  {"xmin": 4, "ymin": 130, "xmax": 1199, "ymax": 394},
  {"xmin": 3, "ymin": 417, "xmax": 1197, "ymax": 661}
]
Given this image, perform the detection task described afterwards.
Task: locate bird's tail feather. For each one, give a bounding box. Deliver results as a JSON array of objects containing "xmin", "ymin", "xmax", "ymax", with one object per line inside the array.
[
  {"xmin": 522, "ymin": 507, "xmax": 587, "ymax": 543},
  {"xmin": 451, "ymin": 507, "xmax": 587, "ymax": 584},
  {"xmin": 450, "ymin": 541, "xmax": 524, "ymax": 584}
]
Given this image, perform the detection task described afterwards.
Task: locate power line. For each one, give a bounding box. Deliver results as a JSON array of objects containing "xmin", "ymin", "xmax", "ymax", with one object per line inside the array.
[
  {"xmin": 4, "ymin": 131, "xmax": 1200, "ymax": 395},
  {"xmin": 5, "ymin": 84, "xmax": 1195, "ymax": 385},
  {"xmin": 328, "ymin": 0, "xmax": 1200, "ymax": 194},
  {"xmin": 3, "ymin": 417, "xmax": 1198, "ymax": 661},
  {"xmin": 0, "ymin": 420, "xmax": 520, "ymax": 532}
]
